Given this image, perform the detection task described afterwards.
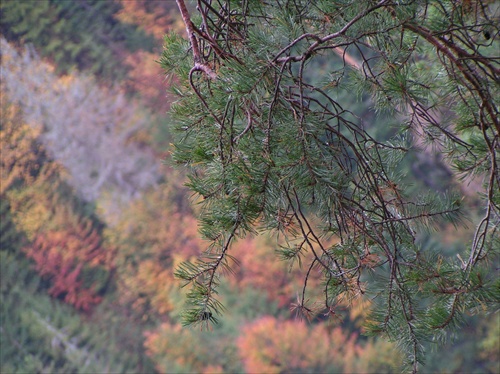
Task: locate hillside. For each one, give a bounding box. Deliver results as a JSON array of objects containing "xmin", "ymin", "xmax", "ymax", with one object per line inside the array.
[{"xmin": 1, "ymin": 1, "xmax": 498, "ymax": 373}]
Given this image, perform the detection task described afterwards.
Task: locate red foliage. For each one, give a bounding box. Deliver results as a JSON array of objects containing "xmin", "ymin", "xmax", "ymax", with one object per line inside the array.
[{"xmin": 24, "ymin": 223, "xmax": 109, "ymax": 311}]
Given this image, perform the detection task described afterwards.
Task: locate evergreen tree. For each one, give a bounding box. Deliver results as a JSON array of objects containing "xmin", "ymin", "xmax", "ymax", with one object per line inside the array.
[
  {"xmin": 164, "ymin": 1, "xmax": 499, "ymax": 372},
  {"xmin": 0, "ymin": 0, "xmax": 156, "ymax": 82},
  {"xmin": 0, "ymin": 251, "xmax": 153, "ymax": 374}
]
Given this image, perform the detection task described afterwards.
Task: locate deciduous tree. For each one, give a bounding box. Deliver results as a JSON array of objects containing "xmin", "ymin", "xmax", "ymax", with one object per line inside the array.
[
  {"xmin": 237, "ymin": 315, "xmax": 402, "ymax": 373},
  {"xmin": 1, "ymin": 38, "xmax": 159, "ymax": 204},
  {"xmin": 1, "ymin": 90, "xmax": 112, "ymax": 311}
]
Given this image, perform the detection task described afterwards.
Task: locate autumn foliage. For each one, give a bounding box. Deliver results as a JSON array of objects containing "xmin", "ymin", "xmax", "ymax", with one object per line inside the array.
[
  {"xmin": 25, "ymin": 221, "xmax": 110, "ymax": 311},
  {"xmin": 105, "ymin": 183, "xmax": 203, "ymax": 319},
  {"xmin": 2, "ymin": 2, "xmax": 498, "ymax": 372},
  {"xmin": 229, "ymin": 237, "xmax": 323, "ymax": 308},
  {"xmin": 1, "ymin": 92, "xmax": 111, "ymax": 312},
  {"xmin": 237, "ymin": 315, "xmax": 405, "ymax": 373},
  {"xmin": 114, "ymin": 0, "xmax": 184, "ymax": 41},
  {"xmin": 237, "ymin": 316, "xmax": 358, "ymax": 373},
  {"xmin": 115, "ymin": 0, "xmax": 184, "ymax": 113}
]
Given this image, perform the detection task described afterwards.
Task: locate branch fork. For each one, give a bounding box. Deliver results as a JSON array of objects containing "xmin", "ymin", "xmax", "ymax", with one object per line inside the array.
[{"xmin": 176, "ymin": 0, "xmax": 217, "ymax": 80}]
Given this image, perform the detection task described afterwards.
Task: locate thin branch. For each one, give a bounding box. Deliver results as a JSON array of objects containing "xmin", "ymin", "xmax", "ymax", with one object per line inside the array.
[{"xmin": 404, "ymin": 22, "xmax": 499, "ymax": 135}]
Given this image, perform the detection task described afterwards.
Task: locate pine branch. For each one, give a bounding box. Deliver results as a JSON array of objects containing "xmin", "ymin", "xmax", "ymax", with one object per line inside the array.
[{"xmin": 175, "ymin": 0, "xmax": 217, "ymax": 80}]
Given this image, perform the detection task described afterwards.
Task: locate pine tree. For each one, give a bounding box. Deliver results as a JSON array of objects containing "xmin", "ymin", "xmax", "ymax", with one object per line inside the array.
[
  {"xmin": 164, "ymin": 1, "xmax": 499, "ymax": 372},
  {"xmin": 0, "ymin": 0, "xmax": 156, "ymax": 82}
]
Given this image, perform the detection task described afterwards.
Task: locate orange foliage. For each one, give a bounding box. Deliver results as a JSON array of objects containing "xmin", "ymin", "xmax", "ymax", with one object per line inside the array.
[
  {"xmin": 114, "ymin": 0, "xmax": 184, "ymax": 41},
  {"xmin": 237, "ymin": 316, "xmax": 360, "ymax": 373},
  {"xmin": 229, "ymin": 236, "xmax": 323, "ymax": 308},
  {"xmin": 109, "ymin": 184, "xmax": 202, "ymax": 262},
  {"xmin": 0, "ymin": 100, "xmax": 61, "ymax": 195},
  {"xmin": 107, "ymin": 183, "xmax": 203, "ymax": 318},
  {"xmin": 23, "ymin": 213, "xmax": 111, "ymax": 311},
  {"xmin": 202, "ymin": 365, "xmax": 225, "ymax": 374},
  {"xmin": 123, "ymin": 49, "xmax": 172, "ymax": 113},
  {"xmin": 145, "ymin": 312, "xmax": 400, "ymax": 373},
  {"xmin": 114, "ymin": 1, "xmax": 183, "ymax": 113},
  {"xmin": 120, "ymin": 259, "xmax": 176, "ymax": 316},
  {"xmin": 143, "ymin": 322, "xmax": 211, "ymax": 373}
]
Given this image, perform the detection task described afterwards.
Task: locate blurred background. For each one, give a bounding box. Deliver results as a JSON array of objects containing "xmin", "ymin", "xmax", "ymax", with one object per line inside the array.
[{"xmin": 0, "ymin": 1, "xmax": 498, "ymax": 373}]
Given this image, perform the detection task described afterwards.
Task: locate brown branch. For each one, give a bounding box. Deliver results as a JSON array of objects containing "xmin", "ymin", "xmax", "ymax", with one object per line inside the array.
[
  {"xmin": 404, "ymin": 22, "xmax": 500, "ymax": 135},
  {"xmin": 176, "ymin": 0, "xmax": 217, "ymax": 79},
  {"xmin": 274, "ymin": 0, "xmax": 392, "ymax": 64},
  {"xmin": 333, "ymin": 46, "xmax": 363, "ymax": 71}
]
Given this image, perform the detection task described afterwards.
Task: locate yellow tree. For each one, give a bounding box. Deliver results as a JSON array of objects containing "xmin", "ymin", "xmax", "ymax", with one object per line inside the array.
[{"xmin": 1, "ymin": 91, "xmax": 112, "ymax": 311}]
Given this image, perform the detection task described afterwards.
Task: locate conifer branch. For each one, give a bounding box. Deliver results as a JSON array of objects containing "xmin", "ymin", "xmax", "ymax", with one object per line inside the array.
[
  {"xmin": 164, "ymin": 1, "xmax": 500, "ymax": 369},
  {"xmin": 176, "ymin": 0, "xmax": 217, "ymax": 80},
  {"xmin": 403, "ymin": 22, "xmax": 500, "ymax": 135}
]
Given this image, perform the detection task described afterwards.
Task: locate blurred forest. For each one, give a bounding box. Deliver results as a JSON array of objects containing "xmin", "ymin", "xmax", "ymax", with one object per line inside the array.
[{"xmin": 0, "ymin": 1, "xmax": 498, "ymax": 373}]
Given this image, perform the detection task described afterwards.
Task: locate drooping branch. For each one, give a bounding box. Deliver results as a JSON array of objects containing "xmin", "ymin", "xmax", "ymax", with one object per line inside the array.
[
  {"xmin": 274, "ymin": 0, "xmax": 392, "ymax": 64},
  {"xmin": 165, "ymin": 2, "xmax": 499, "ymax": 369},
  {"xmin": 404, "ymin": 22, "xmax": 500, "ymax": 135}
]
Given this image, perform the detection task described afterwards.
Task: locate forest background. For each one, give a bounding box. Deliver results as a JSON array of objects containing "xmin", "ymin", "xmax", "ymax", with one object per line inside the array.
[{"xmin": 0, "ymin": 0, "xmax": 498, "ymax": 373}]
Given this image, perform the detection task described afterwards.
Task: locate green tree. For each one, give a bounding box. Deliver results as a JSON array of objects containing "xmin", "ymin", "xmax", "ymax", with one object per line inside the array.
[
  {"xmin": 0, "ymin": 75, "xmax": 156, "ymax": 374},
  {"xmin": 0, "ymin": 0, "xmax": 156, "ymax": 82},
  {"xmin": 164, "ymin": 1, "xmax": 499, "ymax": 372},
  {"xmin": 0, "ymin": 250, "xmax": 154, "ymax": 374}
]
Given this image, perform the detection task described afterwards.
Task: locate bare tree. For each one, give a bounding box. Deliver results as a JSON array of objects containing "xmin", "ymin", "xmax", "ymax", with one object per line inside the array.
[{"xmin": 1, "ymin": 38, "xmax": 159, "ymax": 204}]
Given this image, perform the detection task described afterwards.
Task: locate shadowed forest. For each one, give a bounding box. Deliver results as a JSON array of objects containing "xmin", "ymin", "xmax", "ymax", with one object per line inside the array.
[{"xmin": 1, "ymin": 1, "xmax": 499, "ymax": 373}]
